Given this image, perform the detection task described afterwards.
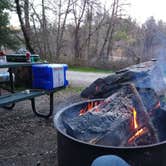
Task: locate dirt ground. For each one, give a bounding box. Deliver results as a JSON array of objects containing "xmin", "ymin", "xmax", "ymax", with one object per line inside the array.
[{"xmin": 0, "ymin": 87, "xmax": 84, "ymax": 166}]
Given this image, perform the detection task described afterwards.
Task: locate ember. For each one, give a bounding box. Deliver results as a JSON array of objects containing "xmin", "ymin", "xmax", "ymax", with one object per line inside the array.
[
  {"xmin": 128, "ymin": 127, "xmax": 148, "ymax": 144},
  {"xmin": 153, "ymin": 101, "xmax": 161, "ymax": 110},
  {"xmin": 79, "ymin": 101, "xmax": 100, "ymax": 115},
  {"xmin": 55, "ymin": 60, "xmax": 166, "ymax": 166},
  {"xmin": 63, "ymin": 84, "xmax": 158, "ymax": 147}
]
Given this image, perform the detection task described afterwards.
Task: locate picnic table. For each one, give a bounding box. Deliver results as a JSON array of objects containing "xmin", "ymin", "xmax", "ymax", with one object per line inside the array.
[{"xmin": 0, "ymin": 62, "xmax": 65, "ymax": 118}]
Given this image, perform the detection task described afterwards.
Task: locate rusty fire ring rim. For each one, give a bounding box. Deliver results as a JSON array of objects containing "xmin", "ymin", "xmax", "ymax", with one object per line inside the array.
[{"xmin": 54, "ymin": 99, "xmax": 165, "ymax": 150}]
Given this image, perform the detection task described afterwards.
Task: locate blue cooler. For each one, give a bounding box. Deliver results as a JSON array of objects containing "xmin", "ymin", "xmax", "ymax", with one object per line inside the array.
[{"xmin": 32, "ymin": 64, "xmax": 68, "ymax": 90}]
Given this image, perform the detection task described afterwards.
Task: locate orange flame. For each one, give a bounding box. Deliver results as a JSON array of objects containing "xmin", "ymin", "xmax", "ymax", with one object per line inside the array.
[
  {"xmin": 132, "ymin": 107, "xmax": 138, "ymax": 129},
  {"xmin": 88, "ymin": 102, "xmax": 94, "ymax": 110},
  {"xmin": 153, "ymin": 101, "xmax": 160, "ymax": 110},
  {"xmin": 79, "ymin": 108, "xmax": 86, "ymax": 116},
  {"xmin": 149, "ymin": 101, "xmax": 161, "ymax": 116},
  {"xmin": 128, "ymin": 127, "xmax": 148, "ymax": 143},
  {"xmin": 79, "ymin": 102, "xmax": 100, "ymax": 116}
]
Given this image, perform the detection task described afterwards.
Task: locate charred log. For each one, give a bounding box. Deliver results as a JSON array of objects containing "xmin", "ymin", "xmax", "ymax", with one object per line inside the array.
[
  {"xmin": 127, "ymin": 83, "xmax": 159, "ymax": 144},
  {"xmin": 63, "ymin": 84, "xmax": 159, "ymax": 146},
  {"xmin": 81, "ymin": 60, "xmax": 166, "ymax": 99}
]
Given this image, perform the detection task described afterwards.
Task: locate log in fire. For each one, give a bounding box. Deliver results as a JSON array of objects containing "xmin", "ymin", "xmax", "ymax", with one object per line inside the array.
[{"xmin": 63, "ymin": 83, "xmax": 159, "ymax": 146}]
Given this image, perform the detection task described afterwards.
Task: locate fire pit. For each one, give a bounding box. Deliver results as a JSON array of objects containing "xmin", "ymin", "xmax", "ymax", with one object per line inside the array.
[
  {"xmin": 54, "ymin": 84, "xmax": 166, "ymax": 166},
  {"xmin": 54, "ymin": 60, "xmax": 166, "ymax": 166}
]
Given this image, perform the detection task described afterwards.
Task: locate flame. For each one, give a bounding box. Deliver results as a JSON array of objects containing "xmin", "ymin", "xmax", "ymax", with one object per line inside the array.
[
  {"xmin": 153, "ymin": 101, "xmax": 160, "ymax": 110},
  {"xmin": 79, "ymin": 102, "xmax": 100, "ymax": 116},
  {"xmin": 128, "ymin": 127, "xmax": 148, "ymax": 143},
  {"xmin": 88, "ymin": 102, "xmax": 94, "ymax": 110},
  {"xmin": 79, "ymin": 108, "xmax": 87, "ymax": 116},
  {"xmin": 95, "ymin": 102, "xmax": 98, "ymax": 106},
  {"xmin": 149, "ymin": 101, "xmax": 160, "ymax": 116},
  {"xmin": 94, "ymin": 102, "xmax": 100, "ymax": 112},
  {"xmin": 132, "ymin": 107, "xmax": 138, "ymax": 129},
  {"xmin": 128, "ymin": 107, "xmax": 149, "ymax": 143}
]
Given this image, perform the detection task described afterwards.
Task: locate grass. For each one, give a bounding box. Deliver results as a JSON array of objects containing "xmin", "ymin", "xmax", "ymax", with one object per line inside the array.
[
  {"xmin": 68, "ymin": 66, "xmax": 113, "ymax": 73},
  {"xmin": 14, "ymin": 85, "xmax": 85, "ymax": 94},
  {"xmin": 60, "ymin": 86, "xmax": 85, "ymax": 93}
]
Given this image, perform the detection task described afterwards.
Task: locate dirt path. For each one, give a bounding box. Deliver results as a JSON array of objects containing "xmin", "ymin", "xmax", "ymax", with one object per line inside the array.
[{"xmin": 67, "ymin": 71, "xmax": 110, "ymax": 87}]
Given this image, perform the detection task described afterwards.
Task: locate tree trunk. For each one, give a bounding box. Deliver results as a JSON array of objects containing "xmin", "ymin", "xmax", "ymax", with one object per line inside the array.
[
  {"xmin": 15, "ymin": 0, "xmax": 34, "ymax": 53},
  {"xmin": 41, "ymin": 0, "xmax": 52, "ymax": 61},
  {"xmin": 98, "ymin": 0, "xmax": 118, "ymax": 63},
  {"xmin": 56, "ymin": 0, "xmax": 71, "ymax": 59},
  {"xmin": 72, "ymin": 0, "xmax": 87, "ymax": 60}
]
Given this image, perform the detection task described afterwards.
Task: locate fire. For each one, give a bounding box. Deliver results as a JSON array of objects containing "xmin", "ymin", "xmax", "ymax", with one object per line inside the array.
[
  {"xmin": 149, "ymin": 101, "xmax": 160, "ymax": 116},
  {"xmin": 153, "ymin": 101, "xmax": 160, "ymax": 110},
  {"xmin": 132, "ymin": 107, "xmax": 138, "ymax": 129},
  {"xmin": 128, "ymin": 107, "xmax": 151, "ymax": 144},
  {"xmin": 88, "ymin": 102, "xmax": 93, "ymax": 110},
  {"xmin": 94, "ymin": 102, "xmax": 100, "ymax": 112},
  {"xmin": 79, "ymin": 108, "xmax": 87, "ymax": 116},
  {"xmin": 79, "ymin": 102, "xmax": 100, "ymax": 116},
  {"xmin": 128, "ymin": 127, "xmax": 148, "ymax": 143}
]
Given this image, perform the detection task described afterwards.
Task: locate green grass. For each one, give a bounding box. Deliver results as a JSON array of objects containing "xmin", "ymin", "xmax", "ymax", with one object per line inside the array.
[
  {"xmin": 69, "ymin": 66, "xmax": 113, "ymax": 73},
  {"xmin": 60, "ymin": 86, "xmax": 85, "ymax": 93},
  {"xmin": 16, "ymin": 86, "xmax": 84, "ymax": 93}
]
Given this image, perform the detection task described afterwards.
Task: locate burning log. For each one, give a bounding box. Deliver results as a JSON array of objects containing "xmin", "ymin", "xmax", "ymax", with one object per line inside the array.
[
  {"xmin": 90, "ymin": 118, "xmax": 131, "ymax": 146},
  {"xmin": 137, "ymin": 88, "xmax": 159, "ymax": 112},
  {"xmin": 127, "ymin": 83, "xmax": 159, "ymax": 145},
  {"xmin": 63, "ymin": 84, "xmax": 159, "ymax": 146},
  {"xmin": 81, "ymin": 60, "xmax": 166, "ymax": 99}
]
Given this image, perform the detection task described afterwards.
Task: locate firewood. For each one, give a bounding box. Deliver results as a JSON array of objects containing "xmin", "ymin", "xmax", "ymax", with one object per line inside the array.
[
  {"xmin": 64, "ymin": 83, "xmax": 159, "ymax": 146},
  {"xmin": 128, "ymin": 83, "xmax": 159, "ymax": 143}
]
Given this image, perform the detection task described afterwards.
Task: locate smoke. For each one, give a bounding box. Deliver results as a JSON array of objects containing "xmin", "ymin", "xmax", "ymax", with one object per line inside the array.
[{"xmin": 150, "ymin": 33, "xmax": 166, "ymax": 95}]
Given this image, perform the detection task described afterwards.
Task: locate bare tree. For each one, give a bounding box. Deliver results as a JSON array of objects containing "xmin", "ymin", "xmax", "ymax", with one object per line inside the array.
[
  {"xmin": 41, "ymin": 0, "xmax": 52, "ymax": 60},
  {"xmin": 72, "ymin": 0, "xmax": 88, "ymax": 59},
  {"xmin": 15, "ymin": 0, "xmax": 34, "ymax": 53},
  {"xmin": 13, "ymin": 0, "xmax": 144, "ymax": 69},
  {"xmin": 78, "ymin": 1, "xmax": 105, "ymax": 61},
  {"xmin": 56, "ymin": 0, "xmax": 72, "ymax": 59},
  {"xmin": 98, "ymin": 0, "xmax": 120, "ymax": 62}
]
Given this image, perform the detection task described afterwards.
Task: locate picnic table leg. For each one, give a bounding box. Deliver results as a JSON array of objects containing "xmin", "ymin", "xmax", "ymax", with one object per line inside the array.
[
  {"xmin": 2, "ymin": 68, "xmax": 15, "ymax": 109},
  {"xmin": 31, "ymin": 93, "xmax": 54, "ymax": 118},
  {"xmin": 8, "ymin": 68, "xmax": 15, "ymax": 93}
]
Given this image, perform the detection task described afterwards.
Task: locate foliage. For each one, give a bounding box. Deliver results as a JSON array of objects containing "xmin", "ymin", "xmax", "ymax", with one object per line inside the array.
[
  {"xmin": 113, "ymin": 31, "xmax": 128, "ymax": 41},
  {"xmin": 69, "ymin": 66, "xmax": 113, "ymax": 73},
  {"xmin": 0, "ymin": 0, "xmax": 20, "ymax": 50}
]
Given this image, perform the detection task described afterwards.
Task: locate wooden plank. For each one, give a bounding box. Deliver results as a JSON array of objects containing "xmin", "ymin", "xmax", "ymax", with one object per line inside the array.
[
  {"xmin": 0, "ymin": 87, "xmax": 65, "ymax": 107},
  {"xmin": 0, "ymin": 90, "xmax": 46, "ymax": 106}
]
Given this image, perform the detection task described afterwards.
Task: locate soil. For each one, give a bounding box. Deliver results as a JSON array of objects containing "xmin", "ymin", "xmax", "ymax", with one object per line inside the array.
[{"xmin": 0, "ymin": 88, "xmax": 84, "ymax": 166}]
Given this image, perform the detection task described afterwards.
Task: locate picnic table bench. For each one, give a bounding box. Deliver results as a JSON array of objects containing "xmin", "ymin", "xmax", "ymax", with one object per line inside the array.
[
  {"xmin": 0, "ymin": 87, "xmax": 64, "ymax": 118},
  {"xmin": 0, "ymin": 62, "xmax": 65, "ymax": 118}
]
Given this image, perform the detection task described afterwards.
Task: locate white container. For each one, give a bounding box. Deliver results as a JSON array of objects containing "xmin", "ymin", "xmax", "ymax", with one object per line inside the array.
[
  {"xmin": 0, "ymin": 55, "xmax": 6, "ymax": 63},
  {"xmin": 49, "ymin": 64, "xmax": 66, "ymax": 88}
]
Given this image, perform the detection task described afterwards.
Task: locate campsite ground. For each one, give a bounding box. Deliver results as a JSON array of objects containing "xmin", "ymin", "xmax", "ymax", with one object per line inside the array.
[
  {"xmin": 0, "ymin": 70, "xmax": 109, "ymax": 166},
  {"xmin": 0, "ymin": 87, "xmax": 83, "ymax": 166}
]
